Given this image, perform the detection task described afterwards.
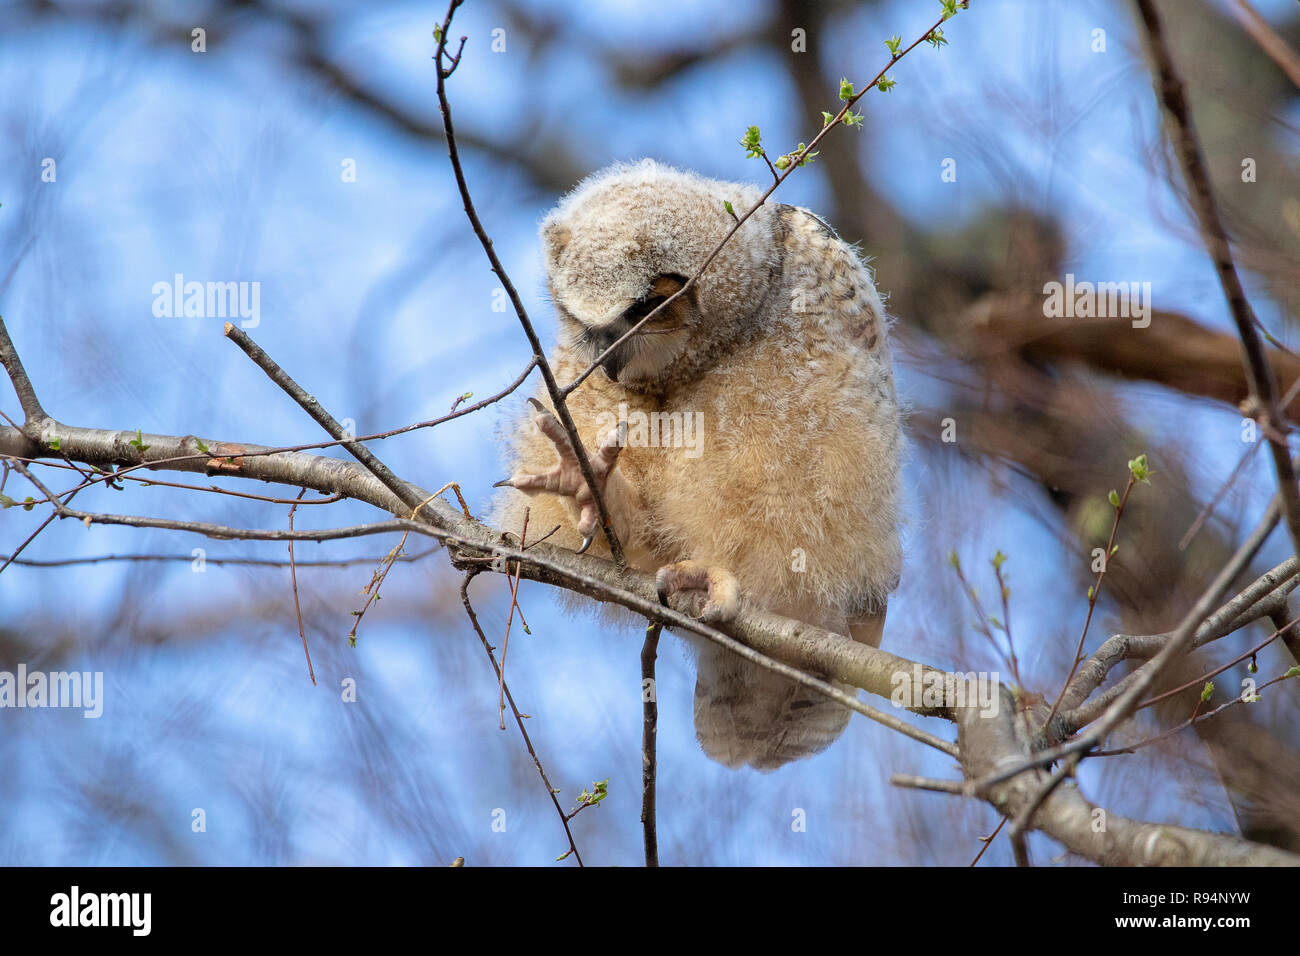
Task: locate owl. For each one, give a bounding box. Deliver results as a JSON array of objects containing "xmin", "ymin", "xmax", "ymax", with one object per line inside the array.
[{"xmin": 491, "ymin": 159, "xmax": 902, "ymax": 770}]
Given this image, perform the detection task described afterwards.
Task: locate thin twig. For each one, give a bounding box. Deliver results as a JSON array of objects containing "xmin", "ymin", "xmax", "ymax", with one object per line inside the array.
[
  {"xmin": 640, "ymin": 621, "xmax": 661, "ymax": 868},
  {"xmin": 1134, "ymin": 0, "xmax": 1300, "ymax": 560},
  {"xmin": 287, "ymin": 488, "xmax": 317, "ymax": 686},
  {"xmin": 1044, "ymin": 473, "xmax": 1136, "ymax": 728},
  {"xmin": 0, "ymin": 314, "xmax": 48, "ymax": 424},
  {"xmin": 1135, "ymin": 613, "xmax": 1296, "ymax": 711},
  {"xmin": 5, "ymin": 354, "xmax": 533, "ymax": 511},
  {"xmin": 460, "ymin": 571, "xmax": 585, "ymax": 866},
  {"xmin": 0, "ymin": 548, "xmax": 439, "ymax": 569},
  {"xmin": 1228, "ymin": 0, "xmax": 1300, "ymax": 89},
  {"xmin": 969, "ymin": 815, "xmax": 1007, "ymax": 867},
  {"xmin": 224, "ymin": 323, "xmax": 427, "ymax": 518},
  {"xmin": 889, "ymin": 774, "xmax": 967, "ymax": 795},
  {"xmin": 562, "ymin": 4, "xmax": 970, "ymax": 397},
  {"xmin": 433, "ymin": 0, "xmax": 626, "ymax": 565},
  {"xmin": 992, "ymin": 557, "xmax": 1021, "ymax": 686},
  {"xmin": 498, "ymin": 508, "xmax": 530, "ymax": 730},
  {"xmin": 971, "ymin": 489, "xmax": 1287, "ymax": 793}
]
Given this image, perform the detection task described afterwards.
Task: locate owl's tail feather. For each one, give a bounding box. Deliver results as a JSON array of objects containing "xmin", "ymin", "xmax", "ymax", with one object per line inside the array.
[{"xmin": 693, "ymin": 647, "xmax": 852, "ymax": 771}]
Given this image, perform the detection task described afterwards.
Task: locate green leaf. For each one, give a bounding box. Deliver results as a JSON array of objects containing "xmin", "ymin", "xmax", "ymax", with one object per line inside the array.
[
  {"xmin": 925, "ymin": 27, "xmax": 948, "ymax": 48},
  {"xmin": 941, "ymin": 0, "xmax": 959, "ymax": 20},
  {"xmin": 786, "ymin": 143, "xmax": 818, "ymax": 167},
  {"xmin": 1087, "ymin": 585, "xmax": 1095, "ymax": 601},
  {"xmin": 839, "ymin": 77, "xmax": 855, "ymax": 101},
  {"xmin": 49, "ymin": 436, "xmax": 61, "ymax": 451},
  {"xmin": 821, "ymin": 110, "xmax": 835, "ymax": 126},
  {"xmin": 195, "ymin": 437, "xmax": 210, "ymax": 453},
  {"xmin": 992, "ymin": 550, "xmax": 1007, "ymax": 570},
  {"xmin": 739, "ymin": 125, "xmax": 764, "ymax": 159},
  {"xmin": 129, "ymin": 428, "xmax": 151, "ymax": 453},
  {"xmin": 1284, "ymin": 666, "xmax": 1300, "ymax": 679},
  {"xmin": 876, "ymin": 75, "xmax": 897, "ymax": 93},
  {"xmin": 1108, "ymin": 489, "xmax": 1120, "ymax": 508},
  {"xmin": 885, "ymin": 34, "xmax": 902, "ymax": 56},
  {"xmin": 1127, "ymin": 454, "xmax": 1152, "ymax": 484},
  {"xmin": 723, "ymin": 199, "xmax": 735, "ymax": 217},
  {"xmin": 1200, "ymin": 681, "xmax": 1214, "ymax": 702},
  {"xmin": 948, "ymin": 550, "xmax": 960, "ymax": 570}
]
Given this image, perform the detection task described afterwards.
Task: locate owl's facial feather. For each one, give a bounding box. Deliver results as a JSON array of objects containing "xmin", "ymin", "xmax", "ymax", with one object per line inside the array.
[
  {"xmin": 542, "ymin": 159, "xmax": 785, "ymax": 392},
  {"xmin": 565, "ymin": 273, "xmax": 694, "ymax": 390}
]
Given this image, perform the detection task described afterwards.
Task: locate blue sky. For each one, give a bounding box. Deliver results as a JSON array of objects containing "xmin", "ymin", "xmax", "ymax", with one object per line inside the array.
[{"xmin": 1, "ymin": 0, "xmax": 1297, "ymax": 865}]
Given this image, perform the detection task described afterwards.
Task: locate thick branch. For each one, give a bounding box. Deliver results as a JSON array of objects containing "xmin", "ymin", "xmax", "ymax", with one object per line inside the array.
[
  {"xmin": 0, "ymin": 420, "xmax": 954, "ymax": 743},
  {"xmin": 958, "ymin": 687, "xmax": 1299, "ymax": 865}
]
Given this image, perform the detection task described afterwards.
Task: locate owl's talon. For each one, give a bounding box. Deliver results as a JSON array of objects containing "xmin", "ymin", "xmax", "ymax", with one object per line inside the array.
[
  {"xmin": 655, "ymin": 561, "xmax": 740, "ymax": 624},
  {"xmin": 498, "ymin": 400, "xmax": 625, "ymax": 554}
]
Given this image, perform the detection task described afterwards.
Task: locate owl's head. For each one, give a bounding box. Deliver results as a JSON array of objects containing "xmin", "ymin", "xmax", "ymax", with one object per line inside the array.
[{"xmin": 540, "ymin": 159, "xmax": 784, "ymax": 392}]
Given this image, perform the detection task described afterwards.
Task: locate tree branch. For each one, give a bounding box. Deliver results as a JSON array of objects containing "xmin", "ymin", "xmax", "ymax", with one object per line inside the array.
[{"xmin": 1133, "ymin": 0, "xmax": 1300, "ymax": 561}]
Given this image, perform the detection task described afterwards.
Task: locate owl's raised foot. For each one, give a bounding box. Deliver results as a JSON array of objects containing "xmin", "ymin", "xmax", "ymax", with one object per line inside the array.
[
  {"xmin": 493, "ymin": 398, "xmax": 624, "ymax": 554},
  {"xmin": 656, "ymin": 560, "xmax": 740, "ymax": 624}
]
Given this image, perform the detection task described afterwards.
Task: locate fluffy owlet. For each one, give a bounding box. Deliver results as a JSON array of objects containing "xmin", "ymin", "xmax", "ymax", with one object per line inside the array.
[{"xmin": 492, "ymin": 159, "xmax": 902, "ymax": 770}]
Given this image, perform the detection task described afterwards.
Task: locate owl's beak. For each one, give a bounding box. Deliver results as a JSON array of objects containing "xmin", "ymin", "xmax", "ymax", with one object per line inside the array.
[
  {"xmin": 590, "ymin": 320, "xmax": 631, "ymax": 382},
  {"xmin": 599, "ymin": 353, "xmax": 625, "ymax": 382}
]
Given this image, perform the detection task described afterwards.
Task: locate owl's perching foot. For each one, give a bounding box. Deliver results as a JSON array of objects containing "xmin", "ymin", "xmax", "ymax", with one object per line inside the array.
[
  {"xmin": 494, "ymin": 398, "xmax": 624, "ymax": 554},
  {"xmin": 656, "ymin": 560, "xmax": 741, "ymax": 624}
]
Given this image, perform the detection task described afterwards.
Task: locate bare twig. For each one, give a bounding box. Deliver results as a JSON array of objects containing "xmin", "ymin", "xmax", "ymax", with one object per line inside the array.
[
  {"xmin": 889, "ymin": 774, "xmax": 967, "ymax": 795},
  {"xmin": 224, "ymin": 323, "xmax": 427, "ymax": 518},
  {"xmin": 1135, "ymin": 613, "xmax": 1297, "ymax": 711},
  {"xmin": 433, "ymin": 0, "xmax": 626, "ymax": 565},
  {"xmin": 1228, "ymin": 0, "xmax": 1300, "ymax": 89},
  {"xmin": 460, "ymin": 571, "xmax": 585, "ymax": 866},
  {"xmin": 640, "ymin": 621, "xmax": 661, "ymax": 868},
  {"xmin": 1095, "ymin": 668, "xmax": 1300, "ymax": 757},
  {"xmin": 969, "ymin": 816, "xmax": 1007, "ymax": 867},
  {"xmin": 497, "ymin": 508, "xmax": 530, "ymax": 730},
  {"xmin": 0, "ymin": 549, "xmax": 439, "ymax": 569},
  {"xmin": 563, "ymin": 3, "xmax": 971, "ymax": 398},
  {"xmin": 0, "ymin": 315, "xmax": 48, "ymax": 425},
  {"xmin": 286, "ymin": 488, "xmax": 317, "ymax": 686},
  {"xmin": 1134, "ymin": 0, "xmax": 1300, "ymax": 561},
  {"xmin": 1045, "ymin": 471, "xmax": 1138, "ymax": 729}
]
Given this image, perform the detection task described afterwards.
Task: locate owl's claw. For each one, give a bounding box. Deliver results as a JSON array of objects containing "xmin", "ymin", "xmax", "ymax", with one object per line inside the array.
[
  {"xmin": 655, "ymin": 561, "xmax": 741, "ymax": 624},
  {"xmin": 496, "ymin": 400, "xmax": 624, "ymax": 553}
]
